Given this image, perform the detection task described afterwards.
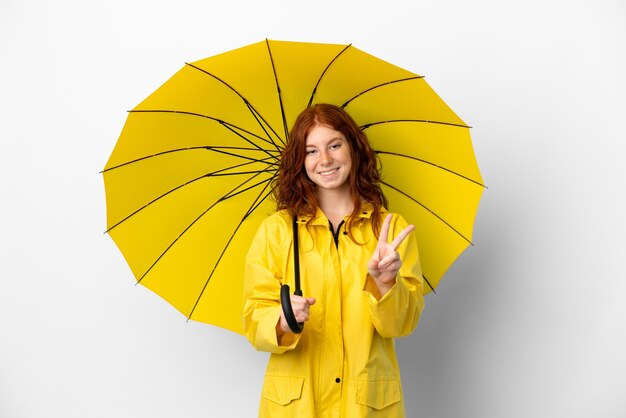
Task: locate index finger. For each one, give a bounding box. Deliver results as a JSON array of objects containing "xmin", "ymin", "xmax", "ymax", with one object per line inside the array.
[
  {"xmin": 377, "ymin": 214, "xmax": 393, "ymax": 247},
  {"xmin": 389, "ymin": 223, "xmax": 415, "ymax": 251}
]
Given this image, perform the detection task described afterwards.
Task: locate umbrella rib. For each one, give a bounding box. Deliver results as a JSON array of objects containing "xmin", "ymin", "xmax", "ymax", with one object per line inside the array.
[
  {"xmin": 207, "ymin": 147, "xmax": 280, "ymax": 166},
  {"xmin": 306, "ymin": 43, "xmax": 352, "ymax": 108},
  {"xmin": 243, "ymin": 101, "xmax": 284, "ymax": 150},
  {"xmin": 218, "ymin": 174, "xmax": 274, "ymax": 202},
  {"xmin": 185, "ymin": 62, "xmax": 284, "ymax": 149},
  {"xmin": 375, "ymin": 151, "xmax": 485, "ymax": 188},
  {"xmin": 382, "ymin": 180, "xmax": 474, "ymax": 246},
  {"xmin": 105, "ymin": 157, "xmax": 276, "ymax": 233},
  {"xmin": 265, "ymin": 39, "xmax": 289, "ymax": 142},
  {"xmin": 102, "ymin": 146, "xmax": 279, "ymax": 173},
  {"xmin": 186, "ymin": 177, "xmax": 275, "ymax": 321},
  {"xmin": 220, "ymin": 119, "xmax": 282, "ymax": 155},
  {"xmin": 423, "ymin": 274, "xmax": 436, "ymax": 294},
  {"xmin": 244, "ymin": 188, "xmax": 273, "ymax": 218},
  {"xmin": 128, "ymin": 109, "xmax": 280, "ymax": 152},
  {"xmin": 136, "ymin": 170, "xmax": 275, "ymax": 285},
  {"xmin": 340, "ymin": 76, "xmax": 424, "ymax": 109},
  {"xmin": 362, "ymin": 119, "xmax": 471, "ymax": 130}
]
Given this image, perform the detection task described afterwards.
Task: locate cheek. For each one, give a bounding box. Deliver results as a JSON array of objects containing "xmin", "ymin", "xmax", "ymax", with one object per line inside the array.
[
  {"xmin": 342, "ymin": 148, "xmax": 353, "ymax": 164},
  {"xmin": 342, "ymin": 151, "xmax": 353, "ymax": 169}
]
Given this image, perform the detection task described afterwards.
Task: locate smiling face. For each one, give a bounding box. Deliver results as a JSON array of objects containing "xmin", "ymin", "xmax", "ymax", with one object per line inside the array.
[{"xmin": 304, "ymin": 124, "xmax": 352, "ymax": 194}]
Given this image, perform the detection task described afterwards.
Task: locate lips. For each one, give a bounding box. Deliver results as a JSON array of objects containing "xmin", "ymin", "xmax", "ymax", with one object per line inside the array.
[{"xmin": 318, "ymin": 168, "xmax": 338, "ymax": 176}]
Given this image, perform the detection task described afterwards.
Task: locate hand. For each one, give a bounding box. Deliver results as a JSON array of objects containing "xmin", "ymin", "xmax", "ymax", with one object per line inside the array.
[
  {"xmin": 367, "ymin": 214, "xmax": 415, "ymax": 295},
  {"xmin": 278, "ymin": 294, "xmax": 316, "ymax": 334}
]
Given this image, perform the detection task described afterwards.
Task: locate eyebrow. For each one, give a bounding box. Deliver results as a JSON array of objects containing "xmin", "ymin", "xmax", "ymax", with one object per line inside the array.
[{"xmin": 306, "ymin": 137, "xmax": 345, "ymax": 147}]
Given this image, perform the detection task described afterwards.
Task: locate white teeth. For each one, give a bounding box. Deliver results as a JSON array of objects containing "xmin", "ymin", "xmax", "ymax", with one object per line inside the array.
[{"xmin": 319, "ymin": 169, "xmax": 337, "ymax": 175}]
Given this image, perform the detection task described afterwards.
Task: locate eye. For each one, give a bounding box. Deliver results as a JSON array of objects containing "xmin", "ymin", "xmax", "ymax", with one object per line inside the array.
[
  {"xmin": 330, "ymin": 142, "xmax": 342, "ymax": 150},
  {"xmin": 306, "ymin": 148, "xmax": 317, "ymax": 155}
]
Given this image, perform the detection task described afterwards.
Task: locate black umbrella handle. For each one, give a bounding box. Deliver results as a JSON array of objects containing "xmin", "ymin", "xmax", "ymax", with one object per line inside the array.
[
  {"xmin": 281, "ymin": 285, "xmax": 303, "ymax": 334},
  {"xmin": 280, "ymin": 215, "xmax": 304, "ymax": 334}
]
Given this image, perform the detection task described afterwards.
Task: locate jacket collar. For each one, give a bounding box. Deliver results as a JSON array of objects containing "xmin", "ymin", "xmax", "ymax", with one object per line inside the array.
[{"xmin": 296, "ymin": 202, "xmax": 382, "ymax": 226}]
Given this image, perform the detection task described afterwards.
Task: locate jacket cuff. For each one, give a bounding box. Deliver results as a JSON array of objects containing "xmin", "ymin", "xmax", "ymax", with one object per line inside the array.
[
  {"xmin": 367, "ymin": 273, "xmax": 408, "ymax": 307},
  {"xmin": 257, "ymin": 306, "xmax": 301, "ymax": 353},
  {"xmin": 366, "ymin": 275, "xmax": 418, "ymax": 338}
]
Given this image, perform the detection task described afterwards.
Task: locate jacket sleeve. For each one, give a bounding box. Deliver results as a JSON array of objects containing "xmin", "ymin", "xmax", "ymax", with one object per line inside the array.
[
  {"xmin": 242, "ymin": 216, "xmax": 302, "ymax": 353},
  {"xmin": 365, "ymin": 214, "xmax": 425, "ymax": 338}
]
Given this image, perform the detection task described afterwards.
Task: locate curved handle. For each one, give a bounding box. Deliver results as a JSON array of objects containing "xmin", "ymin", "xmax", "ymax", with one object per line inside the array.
[{"xmin": 280, "ymin": 284, "xmax": 304, "ymax": 334}]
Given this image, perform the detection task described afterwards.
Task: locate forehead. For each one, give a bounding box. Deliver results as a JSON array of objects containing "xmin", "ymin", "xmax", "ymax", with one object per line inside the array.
[{"xmin": 305, "ymin": 124, "xmax": 347, "ymax": 146}]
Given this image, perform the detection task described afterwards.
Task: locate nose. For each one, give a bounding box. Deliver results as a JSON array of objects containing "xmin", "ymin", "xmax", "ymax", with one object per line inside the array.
[{"xmin": 320, "ymin": 150, "xmax": 332, "ymax": 165}]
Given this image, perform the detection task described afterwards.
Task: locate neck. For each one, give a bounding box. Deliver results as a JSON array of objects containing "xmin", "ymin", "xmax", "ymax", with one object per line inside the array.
[{"xmin": 317, "ymin": 187, "xmax": 353, "ymax": 227}]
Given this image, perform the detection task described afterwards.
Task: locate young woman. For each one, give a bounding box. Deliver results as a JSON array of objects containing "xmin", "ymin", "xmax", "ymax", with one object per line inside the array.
[{"xmin": 243, "ymin": 103, "xmax": 425, "ymax": 417}]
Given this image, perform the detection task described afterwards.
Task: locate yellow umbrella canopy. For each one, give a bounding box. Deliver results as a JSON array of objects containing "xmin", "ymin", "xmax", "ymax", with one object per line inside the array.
[{"xmin": 103, "ymin": 39, "xmax": 484, "ymax": 334}]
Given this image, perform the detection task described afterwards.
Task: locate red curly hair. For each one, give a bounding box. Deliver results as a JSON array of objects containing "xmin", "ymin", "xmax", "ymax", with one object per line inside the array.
[{"xmin": 272, "ymin": 103, "xmax": 388, "ymax": 238}]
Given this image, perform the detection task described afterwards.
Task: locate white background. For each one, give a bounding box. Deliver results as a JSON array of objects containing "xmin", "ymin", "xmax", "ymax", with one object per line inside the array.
[{"xmin": 1, "ymin": 0, "xmax": 625, "ymax": 417}]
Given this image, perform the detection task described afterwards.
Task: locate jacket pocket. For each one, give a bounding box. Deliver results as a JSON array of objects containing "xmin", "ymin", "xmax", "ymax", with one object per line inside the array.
[
  {"xmin": 354, "ymin": 378, "xmax": 402, "ymax": 410},
  {"xmin": 262, "ymin": 375, "xmax": 305, "ymax": 406}
]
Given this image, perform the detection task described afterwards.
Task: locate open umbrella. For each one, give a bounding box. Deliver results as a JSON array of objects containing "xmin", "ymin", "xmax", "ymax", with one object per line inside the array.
[{"xmin": 103, "ymin": 39, "xmax": 484, "ymax": 335}]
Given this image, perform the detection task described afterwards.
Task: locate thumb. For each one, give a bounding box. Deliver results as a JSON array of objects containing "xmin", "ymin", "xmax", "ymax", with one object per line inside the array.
[
  {"xmin": 307, "ymin": 297, "xmax": 317, "ymax": 305},
  {"xmin": 368, "ymin": 257, "xmax": 379, "ymax": 270}
]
